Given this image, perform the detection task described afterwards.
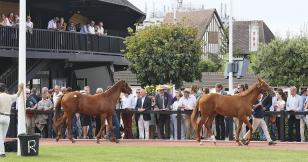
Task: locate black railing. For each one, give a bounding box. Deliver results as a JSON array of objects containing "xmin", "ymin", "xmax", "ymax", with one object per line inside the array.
[
  {"xmin": 7, "ymin": 109, "xmax": 308, "ymax": 142},
  {"xmin": 0, "ymin": 26, "xmax": 124, "ymax": 55}
]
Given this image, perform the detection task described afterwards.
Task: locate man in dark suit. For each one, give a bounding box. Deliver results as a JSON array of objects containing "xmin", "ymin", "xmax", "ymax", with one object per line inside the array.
[
  {"xmin": 135, "ymin": 89, "xmax": 152, "ymax": 139},
  {"xmin": 214, "ymin": 83, "xmax": 227, "ymax": 140},
  {"xmin": 155, "ymin": 86, "xmax": 172, "ymax": 139}
]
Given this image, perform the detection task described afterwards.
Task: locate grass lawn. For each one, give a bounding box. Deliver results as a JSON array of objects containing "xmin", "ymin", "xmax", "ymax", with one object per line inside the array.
[{"xmin": 3, "ymin": 145, "xmax": 308, "ymax": 162}]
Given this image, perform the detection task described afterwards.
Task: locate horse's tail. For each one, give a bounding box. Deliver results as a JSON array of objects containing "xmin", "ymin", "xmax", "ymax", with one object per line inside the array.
[
  {"xmin": 191, "ymin": 97, "xmax": 200, "ymax": 130},
  {"xmin": 53, "ymin": 94, "xmax": 64, "ymax": 122}
]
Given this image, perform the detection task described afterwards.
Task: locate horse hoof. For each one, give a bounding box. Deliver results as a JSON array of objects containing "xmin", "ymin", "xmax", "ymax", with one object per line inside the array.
[
  {"xmin": 199, "ymin": 141, "xmax": 204, "ymax": 145},
  {"xmin": 70, "ymin": 139, "xmax": 75, "ymax": 143},
  {"xmin": 56, "ymin": 138, "xmax": 60, "ymax": 142},
  {"xmin": 213, "ymin": 141, "xmax": 217, "ymax": 145},
  {"xmin": 96, "ymin": 139, "xmax": 100, "ymax": 144}
]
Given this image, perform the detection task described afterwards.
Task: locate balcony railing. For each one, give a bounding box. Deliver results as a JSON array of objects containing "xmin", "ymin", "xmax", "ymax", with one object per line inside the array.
[{"xmin": 0, "ymin": 26, "xmax": 125, "ymax": 56}]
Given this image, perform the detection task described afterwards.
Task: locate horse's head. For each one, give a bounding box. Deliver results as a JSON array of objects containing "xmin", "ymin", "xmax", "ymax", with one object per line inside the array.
[
  {"xmin": 257, "ymin": 78, "xmax": 275, "ymax": 96},
  {"xmin": 120, "ymin": 80, "xmax": 132, "ymax": 94}
]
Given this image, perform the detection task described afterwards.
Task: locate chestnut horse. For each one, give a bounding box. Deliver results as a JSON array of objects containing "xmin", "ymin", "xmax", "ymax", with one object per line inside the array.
[
  {"xmin": 191, "ymin": 78, "xmax": 275, "ymax": 146},
  {"xmin": 53, "ymin": 80, "xmax": 132, "ymax": 143}
]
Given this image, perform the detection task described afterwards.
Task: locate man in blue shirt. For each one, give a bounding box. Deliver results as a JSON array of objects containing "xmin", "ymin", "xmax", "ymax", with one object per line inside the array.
[
  {"xmin": 299, "ymin": 89, "xmax": 307, "ymax": 142},
  {"xmin": 242, "ymin": 94, "xmax": 276, "ymax": 145}
]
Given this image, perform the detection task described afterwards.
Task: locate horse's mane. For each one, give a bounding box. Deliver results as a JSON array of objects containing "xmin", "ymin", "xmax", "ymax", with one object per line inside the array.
[
  {"xmin": 104, "ymin": 80, "xmax": 124, "ymax": 95},
  {"xmin": 236, "ymin": 83, "xmax": 258, "ymax": 97}
]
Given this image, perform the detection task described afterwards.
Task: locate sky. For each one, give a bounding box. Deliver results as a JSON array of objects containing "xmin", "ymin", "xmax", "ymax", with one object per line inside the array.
[{"xmin": 128, "ymin": 0, "xmax": 308, "ymax": 37}]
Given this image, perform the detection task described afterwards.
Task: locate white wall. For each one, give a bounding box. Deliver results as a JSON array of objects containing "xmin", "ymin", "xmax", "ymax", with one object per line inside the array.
[{"xmin": 74, "ymin": 66, "xmax": 112, "ymax": 94}]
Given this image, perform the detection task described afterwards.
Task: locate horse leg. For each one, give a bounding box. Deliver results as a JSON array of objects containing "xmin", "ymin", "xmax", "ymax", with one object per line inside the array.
[
  {"xmin": 205, "ymin": 115, "xmax": 216, "ymax": 145},
  {"xmin": 96, "ymin": 113, "xmax": 107, "ymax": 144},
  {"xmin": 107, "ymin": 114, "xmax": 117, "ymax": 143},
  {"xmin": 55, "ymin": 112, "xmax": 68, "ymax": 142},
  {"xmin": 241, "ymin": 116, "xmax": 253, "ymax": 145},
  {"xmin": 236, "ymin": 119, "xmax": 243, "ymax": 146},
  {"xmin": 197, "ymin": 115, "xmax": 208, "ymax": 143},
  {"xmin": 67, "ymin": 114, "xmax": 75, "ymax": 143}
]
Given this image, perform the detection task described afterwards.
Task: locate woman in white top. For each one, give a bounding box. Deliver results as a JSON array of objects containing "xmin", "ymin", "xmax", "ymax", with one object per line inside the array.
[
  {"xmin": 0, "ymin": 83, "xmax": 23, "ymax": 157},
  {"xmin": 170, "ymin": 91, "xmax": 183, "ymax": 140}
]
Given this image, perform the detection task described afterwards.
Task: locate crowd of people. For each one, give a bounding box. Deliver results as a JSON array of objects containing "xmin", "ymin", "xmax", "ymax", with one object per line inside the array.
[
  {"xmin": 10, "ymin": 83, "xmax": 307, "ymax": 143},
  {"xmin": 0, "ymin": 13, "xmax": 106, "ymax": 36}
]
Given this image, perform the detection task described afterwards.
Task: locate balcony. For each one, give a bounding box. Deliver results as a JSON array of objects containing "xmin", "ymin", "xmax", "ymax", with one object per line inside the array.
[{"xmin": 0, "ymin": 26, "xmax": 125, "ymax": 61}]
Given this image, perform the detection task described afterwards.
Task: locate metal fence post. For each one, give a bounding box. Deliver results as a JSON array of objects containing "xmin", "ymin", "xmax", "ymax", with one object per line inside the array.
[
  {"xmin": 280, "ymin": 111, "xmax": 285, "ymax": 141},
  {"xmin": 177, "ymin": 109, "xmax": 182, "ymax": 140}
]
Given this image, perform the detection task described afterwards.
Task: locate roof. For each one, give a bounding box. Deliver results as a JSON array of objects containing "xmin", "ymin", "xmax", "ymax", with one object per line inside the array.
[
  {"xmin": 114, "ymin": 70, "xmax": 258, "ymax": 88},
  {"xmin": 98, "ymin": 0, "xmax": 145, "ymax": 16},
  {"xmin": 233, "ymin": 20, "xmax": 275, "ymax": 55},
  {"xmin": 164, "ymin": 9, "xmax": 223, "ymax": 39}
]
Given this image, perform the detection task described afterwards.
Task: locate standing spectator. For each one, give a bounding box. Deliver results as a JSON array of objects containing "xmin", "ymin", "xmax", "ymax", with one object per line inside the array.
[
  {"xmin": 36, "ymin": 93, "xmax": 53, "ymax": 137},
  {"xmin": 7, "ymin": 12, "xmax": 14, "ymax": 26},
  {"xmin": 0, "ymin": 13, "xmax": 10, "ymax": 26},
  {"xmin": 67, "ymin": 22, "xmax": 76, "ymax": 32},
  {"xmin": 155, "ymin": 86, "xmax": 172, "ymax": 139},
  {"xmin": 26, "ymin": 16, "xmax": 34, "ymax": 33},
  {"xmin": 214, "ymin": 83, "xmax": 227, "ymax": 140},
  {"xmin": 274, "ymin": 91, "xmax": 285, "ymax": 140},
  {"xmin": 0, "ymin": 83, "xmax": 23, "ymax": 157},
  {"xmin": 170, "ymin": 91, "xmax": 183, "ymax": 140},
  {"xmin": 88, "ymin": 21, "xmax": 95, "ymax": 35},
  {"xmin": 234, "ymin": 84, "xmax": 247, "ymax": 140},
  {"xmin": 190, "ymin": 85, "xmax": 201, "ymax": 99},
  {"xmin": 80, "ymin": 23, "xmax": 89, "ymax": 33},
  {"xmin": 242, "ymin": 94, "xmax": 277, "ymax": 145},
  {"xmin": 80, "ymin": 86, "xmax": 92, "ymax": 139},
  {"xmin": 121, "ymin": 92, "xmax": 135, "ymax": 139},
  {"xmin": 57, "ymin": 17, "xmax": 67, "ymax": 31},
  {"xmin": 25, "ymin": 88, "xmax": 38, "ymax": 134},
  {"xmin": 96, "ymin": 22, "xmax": 104, "ymax": 36},
  {"xmin": 286, "ymin": 86, "xmax": 301, "ymax": 142},
  {"xmin": 47, "ymin": 17, "xmax": 58, "ymax": 30},
  {"xmin": 299, "ymin": 89, "xmax": 308, "ymax": 142},
  {"xmin": 178, "ymin": 88, "xmax": 196, "ymax": 139},
  {"xmin": 52, "ymin": 85, "xmax": 62, "ymax": 108},
  {"xmin": 14, "ymin": 14, "xmax": 19, "ymax": 26},
  {"xmin": 29, "ymin": 88, "xmax": 41, "ymax": 102},
  {"xmin": 135, "ymin": 89, "xmax": 151, "ymax": 139}
]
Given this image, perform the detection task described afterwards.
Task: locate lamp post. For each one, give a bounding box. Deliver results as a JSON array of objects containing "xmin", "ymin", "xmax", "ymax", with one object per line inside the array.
[{"xmin": 228, "ymin": 0, "xmax": 234, "ymax": 95}]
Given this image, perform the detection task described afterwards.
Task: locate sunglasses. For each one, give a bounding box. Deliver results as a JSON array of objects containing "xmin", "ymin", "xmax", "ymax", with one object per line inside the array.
[{"xmin": 136, "ymin": 92, "xmax": 140, "ymax": 93}]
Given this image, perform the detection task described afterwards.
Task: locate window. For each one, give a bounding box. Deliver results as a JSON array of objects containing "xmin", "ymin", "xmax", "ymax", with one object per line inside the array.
[
  {"xmin": 208, "ymin": 32, "xmax": 219, "ymax": 44},
  {"xmin": 253, "ymin": 37, "xmax": 255, "ymax": 41},
  {"xmin": 52, "ymin": 78, "xmax": 66, "ymax": 88}
]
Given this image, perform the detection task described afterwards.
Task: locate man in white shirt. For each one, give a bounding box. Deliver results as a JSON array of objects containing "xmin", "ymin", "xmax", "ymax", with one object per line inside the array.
[
  {"xmin": 96, "ymin": 22, "xmax": 104, "ymax": 36},
  {"xmin": 286, "ymin": 86, "xmax": 301, "ymax": 142},
  {"xmin": 0, "ymin": 83, "xmax": 23, "ymax": 157},
  {"xmin": 88, "ymin": 21, "xmax": 96, "ymax": 35},
  {"xmin": 26, "ymin": 16, "xmax": 33, "ymax": 34},
  {"xmin": 178, "ymin": 88, "xmax": 196, "ymax": 139},
  {"xmin": 121, "ymin": 92, "xmax": 135, "ymax": 139},
  {"xmin": 47, "ymin": 17, "xmax": 58, "ymax": 30}
]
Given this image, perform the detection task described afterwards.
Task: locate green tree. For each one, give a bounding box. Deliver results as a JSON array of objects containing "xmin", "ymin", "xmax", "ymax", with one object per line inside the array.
[
  {"xmin": 251, "ymin": 37, "xmax": 308, "ymax": 88},
  {"xmin": 124, "ymin": 23, "xmax": 202, "ymax": 87}
]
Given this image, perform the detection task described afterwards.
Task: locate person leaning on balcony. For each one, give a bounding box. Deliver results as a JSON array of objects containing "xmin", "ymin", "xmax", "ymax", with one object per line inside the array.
[
  {"xmin": 26, "ymin": 16, "xmax": 33, "ymax": 34},
  {"xmin": 57, "ymin": 17, "xmax": 67, "ymax": 31},
  {"xmin": 0, "ymin": 13, "xmax": 10, "ymax": 27},
  {"xmin": 97, "ymin": 22, "xmax": 104, "ymax": 36},
  {"xmin": 47, "ymin": 17, "xmax": 58, "ymax": 30},
  {"xmin": 67, "ymin": 22, "xmax": 76, "ymax": 32},
  {"xmin": 88, "ymin": 21, "xmax": 96, "ymax": 35},
  {"xmin": 0, "ymin": 82, "xmax": 23, "ymax": 157}
]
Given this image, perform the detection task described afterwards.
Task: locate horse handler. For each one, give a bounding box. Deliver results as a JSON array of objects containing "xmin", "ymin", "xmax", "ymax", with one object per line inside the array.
[
  {"xmin": 242, "ymin": 94, "xmax": 277, "ymax": 145},
  {"xmin": 0, "ymin": 83, "xmax": 23, "ymax": 157}
]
